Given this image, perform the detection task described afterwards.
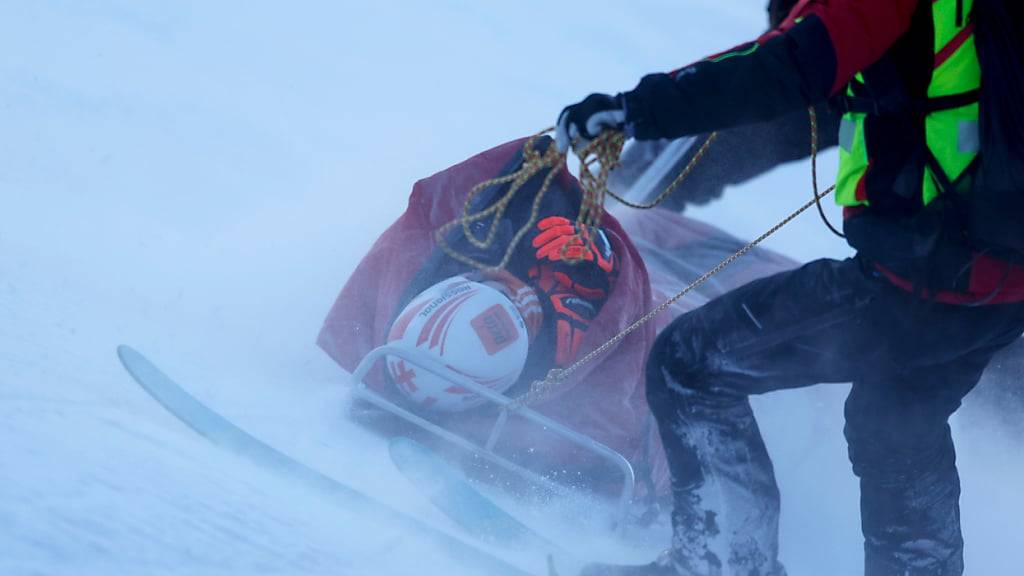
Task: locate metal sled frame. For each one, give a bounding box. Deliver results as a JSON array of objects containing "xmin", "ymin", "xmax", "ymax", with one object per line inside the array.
[
  {"xmin": 620, "ymin": 135, "xmax": 698, "ymax": 206},
  {"xmin": 349, "ymin": 344, "xmax": 636, "ymax": 525}
]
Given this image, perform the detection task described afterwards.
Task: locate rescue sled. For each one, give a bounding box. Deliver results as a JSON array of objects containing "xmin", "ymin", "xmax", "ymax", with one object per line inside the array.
[
  {"xmin": 319, "ymin": 136, "xmax": 801, "ymax": 533},
  {"xmin": 347, "ymin": 342, "xmax": 638, "ymax": 525}
]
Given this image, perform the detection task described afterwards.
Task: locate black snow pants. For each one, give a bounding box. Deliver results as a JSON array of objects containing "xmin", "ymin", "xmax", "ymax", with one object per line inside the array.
[{"xmin": 646, "ymin": 256, "xmax": 1024, "ymax": 576}]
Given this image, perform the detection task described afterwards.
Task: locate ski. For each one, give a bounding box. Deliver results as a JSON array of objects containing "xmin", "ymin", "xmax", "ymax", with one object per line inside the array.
[
  {"xmin": 388, "ymin": 436, "xmax": 558, "ymax": 550},
  {"xmin": 116, "ymin": 345, "xmax": 536, "ymax": 576},
  {"xmin": 388, "ymin": 437, "xmax": 585, "ymax": 575}
]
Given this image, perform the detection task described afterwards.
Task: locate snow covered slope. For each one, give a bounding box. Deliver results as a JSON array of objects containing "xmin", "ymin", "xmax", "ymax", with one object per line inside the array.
[{"xmin": 1, "ymin": 1, "xmax": 1020, "ymax": 575}]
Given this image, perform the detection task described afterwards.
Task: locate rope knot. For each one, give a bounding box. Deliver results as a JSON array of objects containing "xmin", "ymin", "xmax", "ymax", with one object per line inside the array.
[{"xmin": 508, "ymin": 368, "xmax": 567, "ymax": 410}]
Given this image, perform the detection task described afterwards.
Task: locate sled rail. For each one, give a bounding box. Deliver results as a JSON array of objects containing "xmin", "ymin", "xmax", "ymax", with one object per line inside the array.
[{"xmin": 349, "ymin": 345, "xmax": 636, "ymax": 526}]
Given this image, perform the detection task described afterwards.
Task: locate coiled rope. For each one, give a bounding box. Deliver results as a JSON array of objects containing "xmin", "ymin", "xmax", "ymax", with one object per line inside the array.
[{"xmin": 435, "ymin": 107, "xmax": 836, "ymax": 408}]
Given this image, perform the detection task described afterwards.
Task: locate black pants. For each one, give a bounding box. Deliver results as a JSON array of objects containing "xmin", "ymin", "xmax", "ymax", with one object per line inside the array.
[{"xmin": 646, "ymin": 257, "xmax": 1024, "ymax": 576}]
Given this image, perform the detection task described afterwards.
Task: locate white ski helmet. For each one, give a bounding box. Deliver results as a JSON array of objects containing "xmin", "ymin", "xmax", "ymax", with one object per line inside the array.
[{"xmin": 385, "ymin": 274, "xmax": 535, "ymax": 412}]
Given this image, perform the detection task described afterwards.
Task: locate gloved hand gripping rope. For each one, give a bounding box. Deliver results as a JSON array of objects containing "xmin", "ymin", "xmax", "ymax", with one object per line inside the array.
[{"xmin": 437, "ymin": 107, "xmax": 836, "ymax": 409}]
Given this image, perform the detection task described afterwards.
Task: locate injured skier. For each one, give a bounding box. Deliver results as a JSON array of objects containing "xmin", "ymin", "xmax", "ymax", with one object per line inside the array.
[{"xmin": 316, "ymin": 135, "xmax": 798, "ymax": 508}]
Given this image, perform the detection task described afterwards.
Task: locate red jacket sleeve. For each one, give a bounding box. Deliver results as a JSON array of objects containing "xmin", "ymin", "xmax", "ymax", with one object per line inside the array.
[
  {"xmin": 788, "ymin": 0, "xmax": 920, "ymax": 94},
  {"xmin": 623, "ymin": 0, "xmax": 922, "ymax": 140}
]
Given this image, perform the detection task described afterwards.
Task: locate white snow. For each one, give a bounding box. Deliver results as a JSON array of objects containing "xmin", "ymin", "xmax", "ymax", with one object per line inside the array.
[{"xmin": 1, "ymin": 1, "xmax": 1021, "ymax": 575}]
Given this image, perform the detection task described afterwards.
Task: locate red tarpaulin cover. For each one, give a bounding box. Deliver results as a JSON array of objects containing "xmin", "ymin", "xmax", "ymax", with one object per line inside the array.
[{"xmin": 318, "ymin": 137, "xmax": 797, "ymax": 497}]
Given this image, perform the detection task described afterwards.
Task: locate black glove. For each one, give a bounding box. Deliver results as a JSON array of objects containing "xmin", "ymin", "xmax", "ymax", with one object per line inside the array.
[{"xmin": 555, "ymin": 93, "xmax": 627, "ymax": 153}]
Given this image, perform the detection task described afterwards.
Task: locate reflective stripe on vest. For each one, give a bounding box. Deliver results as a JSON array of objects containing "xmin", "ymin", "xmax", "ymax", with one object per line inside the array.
[{"xmin": 836, "ymin": 0, "xmax": 981, "ymax": 208}]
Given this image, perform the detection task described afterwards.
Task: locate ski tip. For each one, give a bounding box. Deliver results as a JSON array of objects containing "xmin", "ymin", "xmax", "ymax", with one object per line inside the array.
[
  {"xmin": 117, "ymin": 346, "xmax": 157, "ymax": 380},
  {"xmin": 116, "ymin": 344, "xmax": 141, "ymax": 367}
]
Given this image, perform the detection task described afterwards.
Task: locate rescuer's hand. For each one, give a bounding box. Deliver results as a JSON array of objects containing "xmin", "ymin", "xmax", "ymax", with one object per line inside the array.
[{"xmin": 555, "ymin": 93, "xmax": 627, "ymax": 153}]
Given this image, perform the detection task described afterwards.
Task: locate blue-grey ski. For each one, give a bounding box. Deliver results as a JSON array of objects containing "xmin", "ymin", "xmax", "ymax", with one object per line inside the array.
[
  {"xmin": 116, "ymin": 345, "xmax": 535, "ymax": 576},
  {"xmin": 388, "ymin": 436, "xmax": 559, "ymax": 551}
]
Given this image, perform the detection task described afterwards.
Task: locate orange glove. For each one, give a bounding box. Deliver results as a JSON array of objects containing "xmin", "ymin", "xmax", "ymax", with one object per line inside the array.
[
  {"xmin": 532, "ymin": 216, "xmax": 617, "ymax": 281},
  {"xmin": 528, "ymin": 217, "xmax": 619, "ymax": 367},
  {"xmin": 528, "ymin": 263, "xmax": 599, "ymax": 367}
]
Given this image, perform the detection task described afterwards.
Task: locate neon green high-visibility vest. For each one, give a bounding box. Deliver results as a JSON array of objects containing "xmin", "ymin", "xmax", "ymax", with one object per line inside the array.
[{"xmin": 836, "ymin": 0, "xmax": 981, "ymax": 208}]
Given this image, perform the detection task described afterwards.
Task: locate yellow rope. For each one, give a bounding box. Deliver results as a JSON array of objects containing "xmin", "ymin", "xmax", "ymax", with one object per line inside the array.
[
  {"xmin": 435, "ymin": 107, "xmax": 834, "ymax": 407},
  {"xmin": 605, "ymin": 132, "xmax": 719, "ymax": 210},
  {"xmin": 810, "ymin": 105, "xmax": 846, "ymax": 238},
  {"xmin": 434, "ymin": 129, "xmax": 565, "ymax": 272}
]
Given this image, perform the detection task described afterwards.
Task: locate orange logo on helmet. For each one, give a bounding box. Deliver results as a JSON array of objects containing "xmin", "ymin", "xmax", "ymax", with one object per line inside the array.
[{"xmin": 470, "ymin": 304, "xmax": 519, "ymax": 355}]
